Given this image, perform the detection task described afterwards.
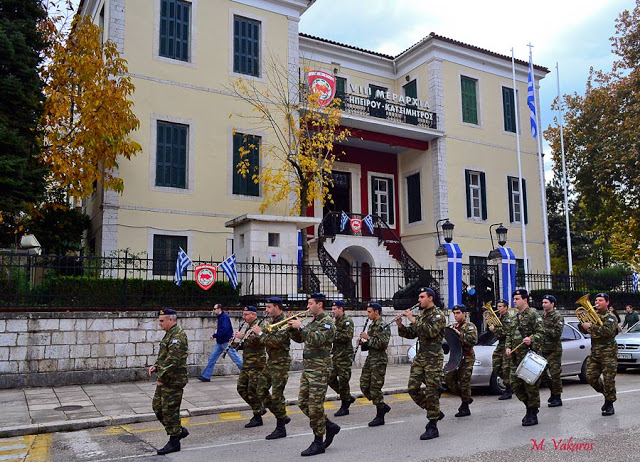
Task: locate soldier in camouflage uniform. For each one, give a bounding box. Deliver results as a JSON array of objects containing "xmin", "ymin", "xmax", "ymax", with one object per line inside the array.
[
  {"xmin": 396, "ymin": 287, "xmax": 446, "ymax": 441},
  {"xmin": 149, "ymin": 309, "xmax": 189, "ymax": 455},
  {"xmin": 532, "ymin": 294, "xmax": 564, "ymax": 407},
  {"xmin": 359, "ymin": 302, "xmax": 391, "ymax": 426},
  {"xmin": 506, "ymin": 289, "xmax": 543, "ymax": 426},
  {"xmin": 328, "ymin": 300, "xmax": 355, "ymax": 417},
  {"xmin": 290, "ymin": 293, "xmax": 340, "ymax": 457},
  {"xmin": 253, "ymin": 297, "xmax": 292, "ymax": 439},
  {"xmin": 444, "ymin": 305, "xmax": 478, "ymax": 417},
  {"xmin": 489, "ymin": 299, "xmax": 513, "ymax": 400},
  {"xmin": 578, "ymin": 292, "xmax": 618, "ymax": 416},
  {"xmin": 234, "ymin": 306, "xmax": 267, "ymax": 428}
]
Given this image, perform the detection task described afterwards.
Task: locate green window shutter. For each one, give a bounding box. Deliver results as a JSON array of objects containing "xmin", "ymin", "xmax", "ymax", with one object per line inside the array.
[
  {"xmin": 156, "ymin": 122, "xmax": 167, "ymax": 186},
  {"xmin": 522, "ymin": 178, "xmax": 528, "ymax": 224},
  {"xmin": 234, "ymin": 16, "xmax": 260, "ymax": 76},
  {"xmin": 159, "ymin": 0, "xmax": 170, "ymax": 57},
  {"xmin": 480, "ymin": 172, "xmax": 487, "ymax": 220},
  {"xmin": 156, "ymin": 122, "xmax": 187, "ymax": 189},
  {"xmin": 174, "ymin": 1, "xmax": 190, "ymax": 61},
  {"xmin": 369, "ymin": 85, "xmax": 387, "ymax": 119},
  {"xmin": 232, "ymin": 133, "xmax": 242, "ymax": 195},
  {"xmin": 371, "ymin": 176, "xmax": 377, "ymax": 215},
  {"xmin": 503, "ymin": 87, "xmax": 516, "ymax": 133},
  {"xmin": 507, "ymin": 176, "xmax": 514, "ymax": 222},
  {"xmin": 406, "ymin": 173, "xmax": 422, "ymax": 223},
  {"xmin": 233, "ymin": 133, "xmax": 260, "ymax": 196},
  {"xmin": 465, "ymin": 170, "xmax": 471, "ymax": 218},
  {"xmin": 404, "ymin": 79, "xmax": 418, "ymax": 125},
  {"xmin": 176, "ymin": 125, "xmax": 187, "ymax": 189},
  {"xmin": 159, "ymin": 0, "xmax": 190, "ymax": 61},
  {"xmin": 247, "ymin": 135, "xmax": 260, "ymax": 196},
  {"xmin": 461, "ymin": 77, "xmax": 478, "ymax": 124},
  {"xmin": 335, "ymin": 77, "xmax": 346, "ymax": 109}
]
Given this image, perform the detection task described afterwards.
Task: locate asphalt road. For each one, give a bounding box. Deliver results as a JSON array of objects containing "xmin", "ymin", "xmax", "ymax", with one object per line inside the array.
[{"xmin": 16, "ymin": 370, "xmax": 640, "ymax": 462}]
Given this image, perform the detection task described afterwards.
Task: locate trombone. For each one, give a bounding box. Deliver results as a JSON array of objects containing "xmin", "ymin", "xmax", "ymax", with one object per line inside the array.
[
  {"xmin": 265, "ymin": 310, "xmax": 310, "ymax": 332},
  {"xmin": 482, "ymin": 301, "xmax": 502, "ymax": 328}
]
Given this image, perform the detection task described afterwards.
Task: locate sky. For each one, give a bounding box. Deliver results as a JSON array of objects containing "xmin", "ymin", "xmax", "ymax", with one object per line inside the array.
[{"xmin": 299, "ymin": 0, "xmax": 635, "ymax": 181}]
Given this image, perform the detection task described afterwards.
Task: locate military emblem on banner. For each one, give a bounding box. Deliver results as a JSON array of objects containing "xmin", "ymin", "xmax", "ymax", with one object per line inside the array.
[
  {"xmin": 195, "ymin": 264, "xmax": 217, "ymax": 291},
  {"xmin": 307, "ymin": 70, "xmax": 336, "ymax": 107},
  {"xmin": 350, "ymin": 218, "xmax": 363, "ymax": 234}
]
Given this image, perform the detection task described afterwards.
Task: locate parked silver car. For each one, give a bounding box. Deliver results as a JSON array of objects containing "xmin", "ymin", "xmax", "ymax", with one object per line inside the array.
[
  {"xmin": 470, "ymin": 320, "xmax": 591, "ymax": 394},
  {"xmin": 616, "ymin": 321, "xmax": 640, "ymax": 370}
]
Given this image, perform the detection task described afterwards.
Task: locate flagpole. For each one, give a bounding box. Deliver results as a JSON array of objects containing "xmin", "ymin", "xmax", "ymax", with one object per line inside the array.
[
  {"xmin": 556, "ymin": 62, "xmax": 573, "ymax": 275},
  {"xmin": 511, "ymin": 48, "xmax": 529, "ymax": 289},
  {"xmin": 527, "ymin": 44, "xmax": 551, "ymax": 275}
]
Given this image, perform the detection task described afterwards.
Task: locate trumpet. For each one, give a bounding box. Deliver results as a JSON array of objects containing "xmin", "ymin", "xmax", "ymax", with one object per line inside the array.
[
  {"xmin": 382, "ymin": 302, "xmax": 420, "ymax": 329},
  {"xmin": 482, "ymin": 301, "xmax": 502, "ymax": 328},
  {"xmin": 575, "ymin": 294, "xmax": 603, "ymax": 326},
  {"xmin": 265, "ymin": 310, "xmax": 310, "ymax": 332}
]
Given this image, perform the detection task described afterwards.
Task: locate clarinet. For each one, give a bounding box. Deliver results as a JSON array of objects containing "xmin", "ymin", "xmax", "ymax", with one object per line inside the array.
[
  {"xmin": 234, "ymin": 312, "xmax": 269, "ymax": 351},
  {"xmin": 222, "ymin": 319, "xmax": 245, "ymax": 359},
  {"xmin": 352, "ymin": 318, "xmax": 370, "ymax": 361}
]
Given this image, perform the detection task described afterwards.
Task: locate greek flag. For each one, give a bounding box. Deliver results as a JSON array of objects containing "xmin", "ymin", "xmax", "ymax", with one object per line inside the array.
[
  {"xmin": 499, "ymin": 247, "xmax": 517, "ymax": 305},
  {"xmin": 444, "ymin": 243, "xmax": 463, "ymax": 309},
  {"xmin": 527, "ymin": 57, "xmax": 537, "ymax": 138},
  {"xmin": 340, "ymin": 211, "xmax": 349, "ymax": 232},
  {"xmin": 220, "ymin": 254, "xmax": 239, "ymax": 289},
  {"xmin": 174, "ymin": 247, "xmax": 192, "ymax": 286},
  {"xmin": 633, "ymin": 272, "xmax": 639, "ymax": 293},
  {"xmin": 363, "ymin": 214, "xmax": 374, "ymax": 234}
]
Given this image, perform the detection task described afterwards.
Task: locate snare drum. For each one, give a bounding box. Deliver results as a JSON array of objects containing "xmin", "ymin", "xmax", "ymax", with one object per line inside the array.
[{"xmin": 515, "ymin": 350, "xmax": 548, "ymax": 385}]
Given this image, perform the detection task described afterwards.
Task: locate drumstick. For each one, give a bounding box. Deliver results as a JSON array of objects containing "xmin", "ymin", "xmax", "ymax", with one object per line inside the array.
[{"xmin": 510, "ymin": 341, "xmax": 525, "ymax": 354}]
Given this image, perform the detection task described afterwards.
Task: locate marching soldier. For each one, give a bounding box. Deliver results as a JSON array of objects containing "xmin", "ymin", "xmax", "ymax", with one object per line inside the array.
[
  {"xmin": 506, "ymin": 289, "xmax": 543, "ymax": 426},
  {"xmin": 234, "ymin": 306, "xmax": 267, "ymax": 428},
  {"xmin": 532, "ymin": 294, "xmax": 564, "ymax": 407},
  {"xmin": 328, "ymin": 300, "xmax": 356, "ymax": 417},
  {"xmin": 359, "ymin": 302, "xmax": 391, "ymax": 426},
  {"xmin": 253, "ymin": 297, "xmax": 292, "ymax": 439},
  {"xmin": 489, "ymin": 299, "xmax": 513, "ymax": 400},
  {"xmin": 290, "ymin": 293, "xmax": 340, "ymax": 457},
  {"xmin": 578, "ymin": 292, "xmax": 618, "ymax": 416},
  {"xmin": 148, "ymin": 309, "xmax": 189, "ymax": 455},
  {"xmin": 396, "ymin": 287, "xmax": 446, "ymax": 440},
  {"xmin": 444, "ymin": 305, "xmax": 478, "ymax": 417}
]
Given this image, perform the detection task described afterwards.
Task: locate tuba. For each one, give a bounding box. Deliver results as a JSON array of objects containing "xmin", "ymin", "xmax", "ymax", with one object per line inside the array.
[
  {"xmin": 575, "ymin": 294, "xmax": 603, "ymax": 326},
  {"xmin": 482, "ymin": 301, "xmax": 502, "ymax": 328}
]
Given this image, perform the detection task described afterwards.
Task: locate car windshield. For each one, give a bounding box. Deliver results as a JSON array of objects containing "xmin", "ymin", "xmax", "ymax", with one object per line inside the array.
[
  {"xmin": 628, "ymin": 322, "xmax": 640, "ymax": 333},
  {"xmin": 477, "ymin": 331, "xmax": 497, "ymax": 346}
]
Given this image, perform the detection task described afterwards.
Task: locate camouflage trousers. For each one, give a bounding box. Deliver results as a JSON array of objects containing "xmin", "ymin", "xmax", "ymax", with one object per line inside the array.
[
  {"xmin": 586, "ymin": 353, "xmax": 617, "ymax": 402},
  {"xmin": 510, "ymin": 351, "xmax": 541, "ymax": 408},
  {"xmin": 407, "ymin": 350, "xmax": 443, "ymax": 421},
  {"xmin": 299, "ymin": 357, "xmax": 331, "ymax": 437},
  {"xmin": 492, "ymin": 345, "xmax": 510, "ymax": 387},
  {"xmin": 257, "ymin": 359, "xmax": 291, "ymax": 419},
  {"xmin": 444, "ymin": 354, "xmax": 474, "ymax": 402},
  {"xmin": 360, "ymin": 357, "xmax": 388, "ymax": 407},
  {"xmin": 152, "ymin": 385, "xmax": 184, "ymax": 436},
  {"xmin": 328, "ymin": 352, "xmax": 353, "ymax": 401},
  {"xmin": 237, "ymin": 367, "xmax": 264, "ymax": 415},
  {"xmin": 540, "ymin": 349, "xmax": 563, "ymax": 396}
]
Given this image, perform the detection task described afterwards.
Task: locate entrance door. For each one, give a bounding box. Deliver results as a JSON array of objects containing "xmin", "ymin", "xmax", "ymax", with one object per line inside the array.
[
  {"xmin": 361, "ymin": 262, "xmax": 371, "ymax": 302},
  {"xmin": 324, "ymin": 172, "xmax": 352, "ymax": 235}
]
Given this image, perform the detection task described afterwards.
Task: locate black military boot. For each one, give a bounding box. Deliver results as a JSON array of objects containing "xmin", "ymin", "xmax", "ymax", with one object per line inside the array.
[
  {"xmin": 324, "ymin": 419, "xmax": 340, "ymax": 448},
  {"xmin": 157, "ymin": 436, "xmax": 181, "ymax": 455},
  {"xmin": 301, "ymin": 436, "xmax": 325, "ymax": 457},
  {"xmin": 420, "ymin": 419, "xmax": 439, "ymax": 440},
  {"xmin": 455, "ymin": 401, "xmax": 471, "ymax": 417},
  {"xmin": 334, "ymin": 400, "xmax": 351, "ymax": 417},
  {"xmin": 499, "ymin": 385, "xmax": 512, "ymax": 400},
  {"xmin": 602, "ymin": 400, "xmax": 615, "ymax": 416},
  {"xmin": 522, "ymin": 407, "xmax": 539, "ymax": 426},
  {"xmin": 244, "ymin": 414, "xmax": 263, "ymax": 428},
  {"xmin": 368, "ymin": 405, "xmax": 387, "ymax": 427},
  {"xmin": 284, "ymin": 415, "xmax": 291, "ymax": 424},
  {"xmin": 265, "ymin": 418, "xmax": 287, "ymax": 440},
  {"xmin": 548, "ymin": 394, "xmax": 563, "ymax": 407},
  {"xmin": 521, "ymin": 406, "xmax": 531, "ymax": 424},
  {"xmin": 179, "ymin": 427, "xmax": 189, "ymax": 439}
]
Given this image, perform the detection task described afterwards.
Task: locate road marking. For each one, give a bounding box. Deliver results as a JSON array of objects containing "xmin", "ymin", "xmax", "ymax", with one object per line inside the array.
[
  {"xmin": 25, "ymin": 434, "xmax": 52, "ymax": 462},
  {"xmin": 61, "ymin": 431, "xmax": 105, "ymax": 459},
  {"xmin": 218, "ymin": 412, "xmax": 244, "ymax": 421},
  {"xmin": 563, "ymin": 387, "xmax": 640, "ymax": 401}
]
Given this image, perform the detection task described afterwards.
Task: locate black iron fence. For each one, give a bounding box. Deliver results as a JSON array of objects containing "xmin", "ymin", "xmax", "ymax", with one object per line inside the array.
[{"xmin": 0, "ymin": 252, "xmax": 442, "ymax": 310}]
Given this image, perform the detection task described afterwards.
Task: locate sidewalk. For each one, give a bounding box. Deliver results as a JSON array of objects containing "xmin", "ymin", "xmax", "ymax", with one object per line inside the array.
[{"xmin": 0, "ymin": 363, "xmax": 411, "ymax": 438}]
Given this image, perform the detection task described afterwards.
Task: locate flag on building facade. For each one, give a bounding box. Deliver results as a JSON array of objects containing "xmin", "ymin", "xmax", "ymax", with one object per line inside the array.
[
  {"xmin": 174, "ymin": 247, "xmax": 193, "ymax": 286},
  {"xmin": 527, "ymin": 57, "xmax": 537, "ymax": 138},
  {"xmin": 220, "ymin": 254, "xmax": 239, "ymax": 289},
  {"xmin": 363, "ymin": 214, "xmax": 374, "ymax": 234},
  {"xmin": 340, "ymin": 211, "xmax": 349, "ymax": 232}
]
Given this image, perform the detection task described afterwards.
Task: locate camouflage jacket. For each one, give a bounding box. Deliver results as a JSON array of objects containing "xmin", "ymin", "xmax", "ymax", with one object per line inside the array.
[
  {"xmin": 398, "ymin": 306, "xmax": 446, "ymax": 352},
  {"xmin": 579, "ymin": 310, "xmax": 618, "ymax": 356},
  {"xmin": 362, "ymin": 318, "xmax": 390, "ymax": 362},
  {"xmin": 241, "ymin": 318, "xmax": 267, "ymax": 369},
  {"xmin": 331, "ymin": 314, "xmax": 354, "ymax": 358},
  {"xmin": 455, "ymin": 320, "xmax": 478, "ymax": 356},
  {"xmin": 505, "ymin": 307, "xmax": 542, "ymax": 352},
  {"xmin": 259, "ymin": 313, "xmax": 291, "ymax": 363},
  {"xmin": 493, "ymin": 311, "xmax": 514, "ymax": 349},
  {"xmin": 290, "ymin": 311, "xmax": 334, "ymax": 360},
  {"xmin": 531, "ymin": 309, "xmax": 563, "ymax": 355},
  {"xmin": 155, "ymin": 324, "xmax": 189, "ymax": 387}
]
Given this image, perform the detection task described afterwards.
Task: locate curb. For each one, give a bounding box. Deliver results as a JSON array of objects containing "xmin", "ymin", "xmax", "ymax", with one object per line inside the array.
[{"xmin": 0, "ymin": 387, "xmax": 409, "ymax": 438}]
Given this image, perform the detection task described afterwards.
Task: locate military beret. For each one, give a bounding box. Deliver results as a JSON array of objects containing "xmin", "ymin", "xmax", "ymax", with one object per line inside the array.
[
  {"xmin": 542, "ymin": 294, "xmax": 557, "ymax": 305},
  {"xmin": 243, "ymin": 305, "xmax": 258, "ymax": 312},
  {"xmin": 418, "ymin": 287, "xmax": 436, "ymax": 297},
  {"xmin": 513, "ymin": 288, "xmax": 529, "ymax": 299},
  {"xmin": 453, "ymin": 304, "xmax": 468, "ymax": 312},
  {"xmin": 496, "ymin": 299, "xmax": 509, "ymax": 305},
  {"xmin": 266, "ymin": 297, "xmax": 283, "ymax": 305},
  {"xmin": 308, "ymin": 293, "xmax": 326, "ymax": 300},
  {"xmin": 332, "ymin": 300, "xmax": 345, "ymax": 308},
  {"xmin": 158, "ymin": 309, "xmax": 177, "ymax": 316},
  {"xmin": 595, "ymin": 292, "xmax": 610, "ymax": 302},
  {"xmin": 368, "ymin": 302, "xmax": 382, "ymax": 312}
]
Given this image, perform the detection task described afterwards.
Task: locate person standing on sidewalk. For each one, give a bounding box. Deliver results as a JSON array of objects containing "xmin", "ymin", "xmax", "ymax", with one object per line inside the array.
[
  {"xmin": 489, "ymin": 299, "xmax": 513, "ymax": 400},
  {"xmin": 622, "ymin": 304, "xmax": 639, "ymax": 330},
  {"xmin": 198, "ymin": 304, "xmax": 242, "ymax": 382},
  {"xmin": 328, "ymin": 300, "xmax": 355, "ymax": 417},
  {"xmin": 148, "ymin": 309, "xmax": 189, "ymax": 456}
]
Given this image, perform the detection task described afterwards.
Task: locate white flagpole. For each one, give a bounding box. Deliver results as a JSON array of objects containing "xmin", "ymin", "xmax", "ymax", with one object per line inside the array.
[
  {"xmin": 556, "ymin": 62, "xmax": 573, "ymax": 275},
  {"xmin": 528, "ymin": 44, "xmax": 551, "ymax": 275},
  {"xmin": 511, "ymin": 48, "xmax": 529, "ymax": 289}
]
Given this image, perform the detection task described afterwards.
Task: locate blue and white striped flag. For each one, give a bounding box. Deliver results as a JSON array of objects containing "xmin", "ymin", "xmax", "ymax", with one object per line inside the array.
[
  {"xmin": 340, "ymin": 211, "xmax": 349, "ymax": 232},
  {"xmin": 174, "ymin": 247, "xmax": 192, "ymax": 286},
  {"xmin": 363, "ymin": 214, "xmax": 374, "ymax": 234},
  {"xmin": 220, "ymin": 254, "xmax": 239, "ymax": 289},
  {"xmin": 633, "ymin": 272, "xmax": 639, "ymax": 293},
  {"xmin": 527, "ymin": 56, "xmax": 537, "ymax": 138}
]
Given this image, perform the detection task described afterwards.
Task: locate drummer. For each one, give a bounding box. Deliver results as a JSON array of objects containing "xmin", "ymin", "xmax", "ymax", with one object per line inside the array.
[{"xmin": 505, "ymin": 289, "xmax": 543, "ymax": 427}]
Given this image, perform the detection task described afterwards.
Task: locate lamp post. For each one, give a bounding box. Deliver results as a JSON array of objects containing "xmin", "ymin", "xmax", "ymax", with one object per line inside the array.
[
  {"xmin": 435, "ymin": 219, "xmax": 455, "ymax": 255},
  {"xmin": 488, "ymin": 223, "xmax": 508, "ymax": 260}
]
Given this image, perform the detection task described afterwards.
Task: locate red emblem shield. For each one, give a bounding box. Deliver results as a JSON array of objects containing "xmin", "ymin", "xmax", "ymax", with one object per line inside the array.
[
  {"xmin": 350, "ymin": 218, "xmax": 363, "ymax": 233},
  {"xmin": 307, "ymin": 70, "xmax": 337, "ymax": 107},
  {"xmin": 195, "ymin": 264, "xmax": 217, "ymax": 291}
]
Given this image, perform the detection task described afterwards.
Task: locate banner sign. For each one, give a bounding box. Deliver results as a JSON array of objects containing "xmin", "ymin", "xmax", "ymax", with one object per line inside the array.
[
  {"xmin": 444, "ymin": 243, "xmax": 462, "ymax": 310},
  {"xmin": 350, "ymin": 218, "xmax": 362, "ymax": 233},
  {"xmin": 308, "ymin": 70, "xmax": 336, "ymax": 107},
  {"xmin": 498, "ymin": 247, "xmax": 517, "ymax": 306},
  {"xmin": 195, "ymin": 264, "xmax": 217, "ymax": 291}
]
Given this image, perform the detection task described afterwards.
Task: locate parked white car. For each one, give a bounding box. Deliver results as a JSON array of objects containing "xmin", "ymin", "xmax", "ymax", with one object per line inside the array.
[{"xmin": 616, "ymin": 321, "xmax": 640, "ymax": 370}]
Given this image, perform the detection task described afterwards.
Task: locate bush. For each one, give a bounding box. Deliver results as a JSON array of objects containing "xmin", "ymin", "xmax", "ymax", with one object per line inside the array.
[{"xmin": 530, "ymin": 289, "xmax": 640, "ymax": 311}]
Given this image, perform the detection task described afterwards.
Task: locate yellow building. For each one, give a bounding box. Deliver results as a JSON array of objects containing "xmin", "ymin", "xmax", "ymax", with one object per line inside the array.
[{"xmin": 79, "ymin": 0, "xmax": 549, "ymax": 300}]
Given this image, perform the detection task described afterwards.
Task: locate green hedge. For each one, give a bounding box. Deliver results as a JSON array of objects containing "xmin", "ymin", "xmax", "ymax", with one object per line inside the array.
[{"xmin": 530, "ymin": 289, "xmax": 640, "ymax": 310}]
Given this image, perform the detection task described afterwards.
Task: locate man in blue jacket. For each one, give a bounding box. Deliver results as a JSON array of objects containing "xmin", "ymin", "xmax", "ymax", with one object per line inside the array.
[{"xmin": 198, "ymin": 304, "xmax": 243, "ymax": 381}]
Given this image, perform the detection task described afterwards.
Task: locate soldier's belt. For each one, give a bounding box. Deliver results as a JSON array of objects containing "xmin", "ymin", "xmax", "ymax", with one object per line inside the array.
[
  {"xmin": 267, "ymin": 352, "xmax": 290, "ymax": 361},
  {"xmin": 303, "ymin": 350, "xmax": 331, "ymax": 359},
  {"xmin": 242, "ymin": 347, "xmax": 265, "ymax": 353},
  {"xmin": 418, "ymin": 344, "xmax": 442, "ymax": 353}
]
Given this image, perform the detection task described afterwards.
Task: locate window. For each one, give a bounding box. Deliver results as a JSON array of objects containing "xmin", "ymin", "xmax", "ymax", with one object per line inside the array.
[
  {"xmin": 153, "ymin": 234, "xmax": 187, "ymax": 276},
  {"xmin": 159, "ymin": 0, "xmax": 191, "ymax": 62},
  {"xmin": 233, "ymin": 16, "xmax": 260, "ymax": 77},
  {"xmin": 461, "ymin": 76, "xmax": 478, "ymax": 124},
  {"xmin": 335, "ymin": 77, "xmax": 346, "ymax": 109},
  {"xmin": 406, "ymin": 173, "xmax": 422, "ymax": 223},
  {"xmin": 369, "ymin": 85, "xmax": 387, "ymax": 119},
  {"xmin": 508, "ymin": 177, "xmax": 528, "ymax": 224},
  {"xmin": 268, "ymin": 233, "xmax": 280, "ymax": 247},
  {"xmin": 371, "ymin": 176, "xmax": 394, "ymax": 226},
  {"xmin": 502, "ymin": 87, "xmax": 516, "ymax": 133},
  {"xmin": 404, "ymin": 80, "xmax": 418, "ymax": 125},
  {"xmin": 465, "ymin": 170, "xmax": 487, "ymax": 220},
  {"xmin": 233, "ymin": 132, "xmax": 260, "ymax": 196},
  {"xmin": 156, "ymin": 122, "xmax": 188, "ymax": 189}
]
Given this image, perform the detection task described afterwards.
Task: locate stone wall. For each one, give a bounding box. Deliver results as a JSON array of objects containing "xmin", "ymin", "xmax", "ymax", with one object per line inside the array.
[{"xmin": 0, "ymin": 310, "xmax": 428, "ymax": 389}]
